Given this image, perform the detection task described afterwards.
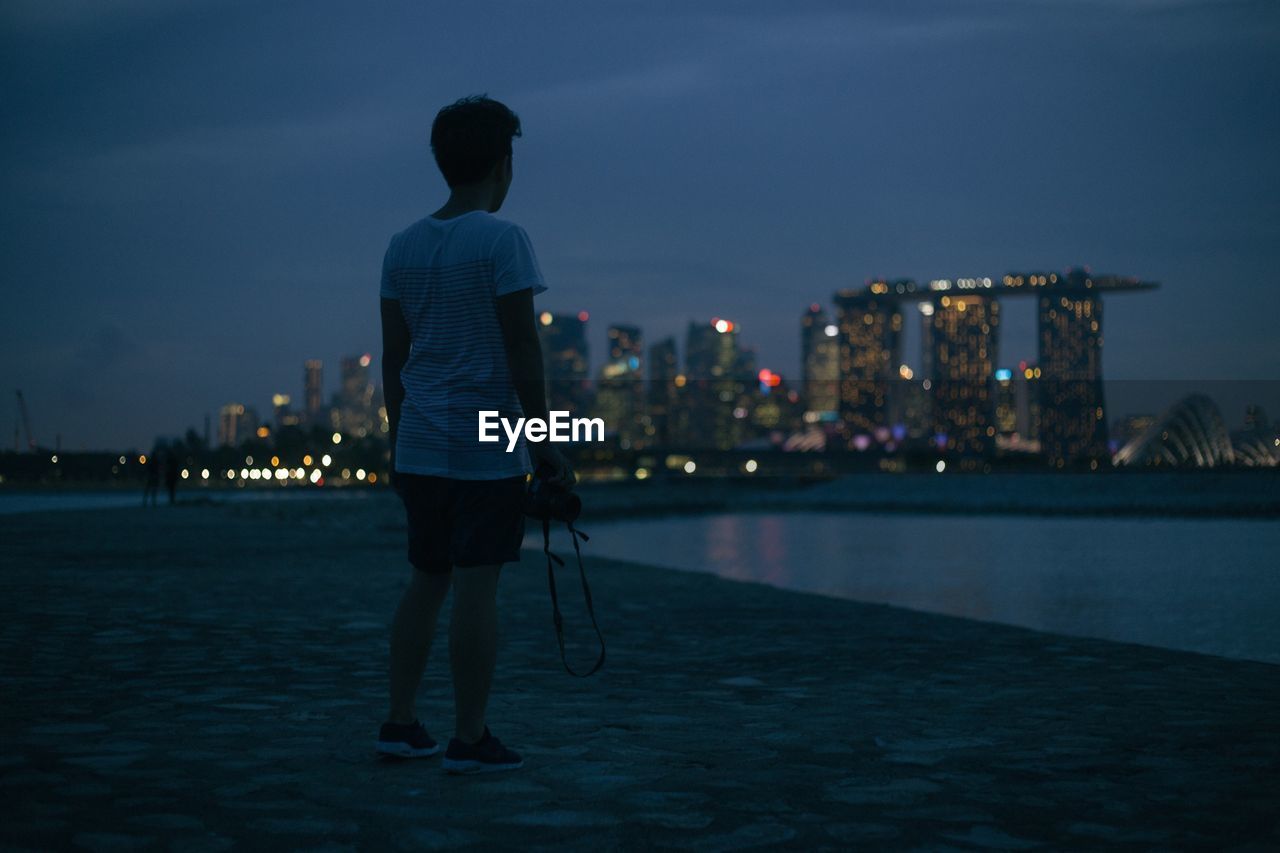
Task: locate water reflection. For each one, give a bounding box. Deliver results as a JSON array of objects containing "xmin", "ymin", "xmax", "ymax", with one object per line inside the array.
[{"xmin": 586, "ymin": 512, "xmax": 1280, "ymax": 664}]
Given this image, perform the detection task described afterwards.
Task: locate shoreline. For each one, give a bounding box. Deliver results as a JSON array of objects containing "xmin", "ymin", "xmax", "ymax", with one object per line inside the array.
[{"xmin": 2, "ymin": 469, "xmax": 1278, "ymax": 519}]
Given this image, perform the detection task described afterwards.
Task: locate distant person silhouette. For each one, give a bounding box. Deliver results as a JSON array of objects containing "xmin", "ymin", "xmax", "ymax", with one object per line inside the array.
[
  {"xmin": 164, "ymin": 448, "xmax": 180, "ymax": 505},
  {"xmin": 142, "ymin": 445, "xmax": 161, "ymax": 508},
  {"xmin": 374, "ymin": 95, "xmax": 573, "ymax": 774}
]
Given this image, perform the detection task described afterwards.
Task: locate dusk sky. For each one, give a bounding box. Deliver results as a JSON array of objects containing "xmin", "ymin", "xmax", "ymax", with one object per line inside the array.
[{"xmin": 3, "ymin": 0, "xmax": 1277, "ymax": 450}]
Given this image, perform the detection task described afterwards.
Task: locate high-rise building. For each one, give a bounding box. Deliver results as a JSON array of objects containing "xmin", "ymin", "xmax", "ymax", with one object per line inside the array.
[
  {"xmin": 647, "ymin": 337, "xmax": 678, "ymax": 446},
  {"xmin": 336, "ymin": 353, "xmax": 376, "ymax": 437},
  {"xmin": 218, "ymin": 403, "xmax": 258, "ymax": 448},
  {"xmin": 995, "ymin": 369, "xmax": 1018, "ymax": 437},
  {"xmin": 801, "ymin": 304, "xmax": 839, "ymax": 422},
  {"xmin": 537, "ymin": 311, "xmax": 591, "ymax": 415},
  {"xmin": 1033, "ymin": 268, "xmax": 1108, "ymax": 465},
  {"xmin": 304, "ymin": 360, "xmax": 324, "ymax": 425},
  {"xmin": 685, "ymin": 318, "xmax": 746, "ymax": 449},
  {"xmin": 833, "ymin": 283, "xmax": 904, "ymax": 445},
  {"xmin": 926, "ymin": 280, "xmax": 1000, "ymax": 456},
  {"xmin": 272, "ymin": 394, "xmax": 301, "ymax": 429},
  {"xmin": 594, "ymin": 325, "xmax": 645, "ymax": 447}
]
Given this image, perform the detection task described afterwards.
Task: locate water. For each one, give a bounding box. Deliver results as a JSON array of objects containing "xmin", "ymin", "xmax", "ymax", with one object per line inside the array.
[
  {"xmin": 583, "ymin": 512, "xmax": 1280, "ymax": 664},
  {"xmin": 0, "ymin": 487, "xmax": 377, "ymax": 515}
]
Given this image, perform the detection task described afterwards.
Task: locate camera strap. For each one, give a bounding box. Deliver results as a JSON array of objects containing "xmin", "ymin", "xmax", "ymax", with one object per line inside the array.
[{"xmin": 540, "ymin": 517, "xmax": 606, "ymax": 677}]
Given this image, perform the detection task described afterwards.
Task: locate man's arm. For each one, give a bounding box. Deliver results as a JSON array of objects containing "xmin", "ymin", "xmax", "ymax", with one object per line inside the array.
[
  {"xmin": 495, "ymin": 288, "xmax": 574, "ymax": 487},
  {"xmin": 380, "ymin": 297, "xmax": 411, "ymax": 480}
]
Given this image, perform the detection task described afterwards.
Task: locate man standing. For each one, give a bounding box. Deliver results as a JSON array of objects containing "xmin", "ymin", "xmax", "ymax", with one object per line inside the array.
[{"xmin": 375, "ymin": 95, "xmax": 574, "ymax": 774}]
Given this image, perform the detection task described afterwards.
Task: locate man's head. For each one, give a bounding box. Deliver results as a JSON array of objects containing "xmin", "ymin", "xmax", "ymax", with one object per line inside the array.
[{"xmin": 430, "ymin": 95, "xmax": 522, "ymax": 210}]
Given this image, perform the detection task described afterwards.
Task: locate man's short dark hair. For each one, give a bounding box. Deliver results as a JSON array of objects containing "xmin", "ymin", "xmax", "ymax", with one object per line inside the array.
[{"xmin": 430, "ymin": 95, "xmax": 522, "ymax": 188}]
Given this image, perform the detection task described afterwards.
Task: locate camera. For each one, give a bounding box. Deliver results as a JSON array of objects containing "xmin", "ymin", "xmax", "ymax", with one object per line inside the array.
[{"xmin": 523, "ymin": 464, "xmax": 580, "ymax": 523}]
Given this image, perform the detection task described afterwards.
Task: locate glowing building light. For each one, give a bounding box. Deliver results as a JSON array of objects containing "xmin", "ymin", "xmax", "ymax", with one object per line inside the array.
[
  {"xmin": 51, "ymin": 455, "xmax": 58, "ymax": 463},
  {"xmin": 359, "ymin": 353, "xmax": 372, "ymax": 368},
  {"xmin": 539, "ymin": 311, "xmax": 553, "ymax": 326},
  {"xmin": 745, "ymin": 459, "xmax": 758, "ymax": 473},
  {"xmin": 302, "ymin": 454, "xmax": 313, "ymax": 466},
  {"xmin": 936, "ymin": 460, "xmax": 946, "ymax": 473},
  {"xmin": 995, "ymin": 369, "xmax": 1013, "ymax": 381},
  {"xmin": 309, "ymin": 469, "xmax": 322, "ymax": 484},
  {"xmin": 634, "ymin": 467, "xmax": 650, "ymax": 480},
  {"xmin": 119, "ymin": 456, "xmax": 126, "ymax": 464},
  {"xmin": 180, "ymin": 469, "xmax": 190, "ymax": 480},
  {"xmin": 321, "ymin": 454, "xmax": 332, "ymax": 466},
  {"xmin": 201, "ymin": 469, "xmax": 210, "ymax": 479},
  {"xmin": 356, "ymin": 468, "xmax": 367, "ymax": 481},
  {"xmin": 714, "ymin": 319, "xmax": 730, "ymax": 333},
  {"xmin": 332, "ymin": 433, "xmax": 342, "ymax": 444},
  {"xmin": 270, "ymin": 456, "xmax": 280, "ymax": 467},
  {"xmin": 367, "ymin": 473, "xmax": 377, "ymax": 484},
  {"xmin": 577, "ymin": 311, "xmax": 589, "ymax": 322},
  {"xmin": 824, "ymin": 324, "xmax": 838, "ymax": 337},
  {"xmin": 898, "ymin": 365, "xmax": 914, "ymax": 380},
  {"xmin": 683, "ymin": 460, "xmax": 696, "ymax": 474},
  {"xmin": 256, "ymin": 426, "xmax": 270, "ymax": 438},
  {"xmin": 139, "ymin": 455, "xmax": 147, "ymax": 464}
]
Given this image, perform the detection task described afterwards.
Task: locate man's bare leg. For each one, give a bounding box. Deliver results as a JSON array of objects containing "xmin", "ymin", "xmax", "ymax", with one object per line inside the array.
[
  {"xmin": 387, "ymin": 569, "xmax": 451, "ymax": 725},
  {"xmin": 449, "ymin": 563, "xmax": 502, "ymax": 744}
]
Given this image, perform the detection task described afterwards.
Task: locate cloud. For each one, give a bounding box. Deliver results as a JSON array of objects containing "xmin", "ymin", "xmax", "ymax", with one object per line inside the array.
[
  {"xmin": 72, "ymin": 323, "xmax": 142, "ymax": 368},
  {"xmin": 520, "ymin": 60, "xmax": 714, "ymax": 108},
  {"xmin": 0, "ymin": 0, "xmax": 210, "ymax": 33}
]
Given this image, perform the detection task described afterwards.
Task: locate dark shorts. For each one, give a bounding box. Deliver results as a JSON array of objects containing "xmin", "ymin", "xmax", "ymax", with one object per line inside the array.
[{"xmin": 395, "ymin": 473, "xmax": 527, "ymax": 573}]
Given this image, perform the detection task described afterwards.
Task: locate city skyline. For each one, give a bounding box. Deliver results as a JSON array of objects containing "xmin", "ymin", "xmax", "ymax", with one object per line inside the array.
[
  {"xmin": 4, "ymin": 2, "xmax": 1278, "ymax": 449},
  {"xmin": 147, "ymin": 265, "xmax": 1276, "ymax": 469},
  {"xmin": 16, "ymin": 262, "xmax": 1279, "ymax": 454}
]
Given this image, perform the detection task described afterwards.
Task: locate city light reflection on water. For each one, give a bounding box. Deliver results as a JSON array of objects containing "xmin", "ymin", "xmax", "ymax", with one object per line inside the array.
[{"xmin": 586, "ymin": 512, "xmax": 1280, "ymax": 664}]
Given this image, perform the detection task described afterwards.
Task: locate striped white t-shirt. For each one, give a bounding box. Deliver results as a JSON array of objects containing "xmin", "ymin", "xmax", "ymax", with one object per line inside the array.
[{"xmin": 380, "ymin": 210, "xmax": 547, "ymax": 479}]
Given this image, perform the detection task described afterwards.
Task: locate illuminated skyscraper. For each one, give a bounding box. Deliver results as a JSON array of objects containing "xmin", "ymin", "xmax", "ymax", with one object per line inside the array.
[
  {"xmin": 304, "ymin": 360, "xmax": 324, "ymax": 425},
  {"xmin": 537, "ymin": 311, "xmax": 591, "ymax": 415},
  {"xmin": 685, "ymin": 318, "xmax": 745, "ymax": 449},
  {"xmin": 336, "ymin": 354, "xmax": 376, "ymax": 436},
  {"xmin": 647, "ymin": 337, "xmax": 678, "ymax": 446},
  {"xmin": 833, "ymin": 282, "xmax": 904, "ymax": 444},
  {"xmin": 926, "ymin": 280, "xmax": 1000, "ymax": 456},
  {"xmin": 1032, "ymin": 268, "xmax": 1108, "ymax": 465},
  {"xmin": 801, "ymin": 304, "xmax": 839, "ymax": 421},
  {"xmin": 272, "ymin": 394, "xmax": 300, "ymax": 429},
  {"xmin": 218, "ymin": 403, "xmax": 256, "ymax": 447},
  {"xmin": 594, "ymin": 325, "xmax": 644, "ymax": 447},
  {"xmin": 994, "ymin": 369, "xmax": 1018, "ymax": 437}
]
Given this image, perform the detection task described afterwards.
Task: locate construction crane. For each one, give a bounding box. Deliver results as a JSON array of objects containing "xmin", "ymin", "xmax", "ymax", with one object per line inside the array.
[{"xmin": 15, "ymin": 390, "xmax": 35, "ymax": 452}]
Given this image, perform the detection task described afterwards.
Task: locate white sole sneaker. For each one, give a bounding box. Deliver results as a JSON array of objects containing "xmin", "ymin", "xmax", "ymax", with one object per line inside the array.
[{"xmin": 375, "ymin": 740, "xmax": 441, "ymax": 758}]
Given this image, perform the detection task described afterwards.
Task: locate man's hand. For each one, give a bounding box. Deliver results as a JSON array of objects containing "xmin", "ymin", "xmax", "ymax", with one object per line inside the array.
[{"xmin": 530, "ymin": 443, "xmax": 575, "ymax": 490}]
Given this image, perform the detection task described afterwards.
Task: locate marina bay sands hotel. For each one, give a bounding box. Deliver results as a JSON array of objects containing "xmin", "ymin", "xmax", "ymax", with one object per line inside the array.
[{"xmin": 825, "ymin": 268, "xmax": 1158, "ymax": 467}]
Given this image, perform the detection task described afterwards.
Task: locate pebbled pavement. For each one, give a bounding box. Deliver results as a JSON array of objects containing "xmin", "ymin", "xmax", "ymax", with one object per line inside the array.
[{"xmin": 1, "ymin": 495, "xmax": 1277, "ymax": 850}]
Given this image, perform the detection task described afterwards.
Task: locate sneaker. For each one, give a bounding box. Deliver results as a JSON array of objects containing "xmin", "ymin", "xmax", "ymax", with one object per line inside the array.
[
  {"xmin": 442, "ymin": 726, "xmax": 524, "ymax": 774},
  {"xmin": 375, "ymin": 719, "xmax": 441, "ymax": 758}
]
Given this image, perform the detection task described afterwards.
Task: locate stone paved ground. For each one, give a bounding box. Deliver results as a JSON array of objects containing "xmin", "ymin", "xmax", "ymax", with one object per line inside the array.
[{"xmin": 1, "ymin": 495, "xmax": 1277, "ymax": 851}]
